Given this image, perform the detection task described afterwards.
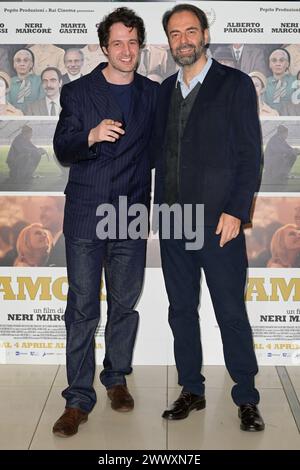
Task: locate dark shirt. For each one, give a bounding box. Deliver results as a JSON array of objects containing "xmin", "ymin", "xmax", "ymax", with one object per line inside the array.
[{"xmin": 109, "ymin": 82, "xmax": 133, "ymax": 126}]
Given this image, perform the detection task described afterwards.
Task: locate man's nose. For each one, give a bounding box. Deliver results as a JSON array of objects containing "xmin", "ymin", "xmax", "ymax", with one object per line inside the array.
[
  {"xmin": 179, "ymin": 33, "xmax": 188, "ymax": 44},
  {"xmin": 123, "ymin": 43, "xmax": 130, "ymax": 55}
]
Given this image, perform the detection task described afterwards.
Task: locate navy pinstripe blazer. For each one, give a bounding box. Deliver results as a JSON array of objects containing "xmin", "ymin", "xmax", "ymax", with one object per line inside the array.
[{"xmin": 54, "ymin": 63, "xmax": 159, "ymax": 239}]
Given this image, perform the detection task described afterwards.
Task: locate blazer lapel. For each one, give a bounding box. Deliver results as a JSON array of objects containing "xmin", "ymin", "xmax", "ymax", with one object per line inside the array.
[
  {"xmin": 88, "ymin": 63, "xmax": 123, "ymax": 123},
  {"xmin": 192, "ymin": 59, "xmax": 226, "ymax": 107},
  {"xmin": 159, "ymin": 74, "xmax": 177, "ymax": 138},
  {"xmin": 183, "ymin": 59, "xmax": 226, "ymax": 139}
]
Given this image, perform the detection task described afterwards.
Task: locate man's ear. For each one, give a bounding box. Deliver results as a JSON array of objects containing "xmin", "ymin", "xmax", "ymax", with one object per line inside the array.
[
  {"xmin": 203, "ymin": 29, "xmax": 210, "ymax": 47},
  {"xmin": 101, "ymin": 46, "xmax": 108, "ymax": 57}
]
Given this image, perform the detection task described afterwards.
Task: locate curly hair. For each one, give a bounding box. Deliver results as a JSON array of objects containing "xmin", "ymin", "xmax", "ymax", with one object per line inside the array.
[{"xmin": 97, "ymin": 7, "xmax": 145, "ymax": 50}]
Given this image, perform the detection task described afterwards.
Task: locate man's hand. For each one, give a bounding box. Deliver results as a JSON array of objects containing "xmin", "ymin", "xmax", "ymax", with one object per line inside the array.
[
  {"xmin": 88, "ymin": 119, "xmax": 125, "ymax": 147},
  {"xmin": 215, "ymin": 212, "xmax": 241, "ymax": 247}
]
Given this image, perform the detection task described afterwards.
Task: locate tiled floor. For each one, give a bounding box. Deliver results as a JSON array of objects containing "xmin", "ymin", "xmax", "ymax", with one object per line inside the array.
[{"xmin": 0, "ymin": 365, "xmax": 299, "ymax": 450}]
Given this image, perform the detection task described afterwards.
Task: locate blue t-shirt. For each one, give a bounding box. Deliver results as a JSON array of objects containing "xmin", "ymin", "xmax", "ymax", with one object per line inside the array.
[{"xmin": 109, "ymin": 82, "xmax": 133, "ymax": 126}]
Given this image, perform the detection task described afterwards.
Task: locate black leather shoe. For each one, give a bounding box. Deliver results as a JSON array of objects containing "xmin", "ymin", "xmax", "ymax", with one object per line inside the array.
[
  {"xmin": 162, "ymin": 390, "xmax": 206, "ymax": 420},
  {"xmin": 238, "ymin": 404, "xmax": 265, "ymax": 431}
]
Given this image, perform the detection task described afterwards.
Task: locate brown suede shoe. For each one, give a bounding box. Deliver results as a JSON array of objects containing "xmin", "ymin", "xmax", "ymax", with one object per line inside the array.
[
  {"xmin": 107, "ymin": 385, "xmax": 134, "ymax": 412},
  {"xmin": 52, "ymin": 407, "xmax": 88, "ymax": 437}
]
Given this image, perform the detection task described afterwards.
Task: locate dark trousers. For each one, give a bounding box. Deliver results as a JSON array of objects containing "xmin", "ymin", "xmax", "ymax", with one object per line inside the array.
[
  {"xmin": 160, "ymin": 227, "xmax": 259, "ymax": 406},
  {"xmin": 62, "ymin": 236, "xmax": 146, "ymax": 413}
]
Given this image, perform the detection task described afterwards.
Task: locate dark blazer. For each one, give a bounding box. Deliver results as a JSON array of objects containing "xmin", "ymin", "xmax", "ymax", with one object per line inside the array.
[
  {"xmin": 54, "ymin": 63, "xmax": 159, "ymax": 239},
  {"xmin": 231, "ymin": 45, "xmax": 268, "ymax": 77},
  {"xmin": 24, "ymin": 98, "xmax": 48, "ymax": 116},
  {"xmin": 24, "ymin": 97, "xmax": 61, "ymax": 116},
  {"xmin": 154, "ymin": 59, "xmax": 262, "ymax": 225}
]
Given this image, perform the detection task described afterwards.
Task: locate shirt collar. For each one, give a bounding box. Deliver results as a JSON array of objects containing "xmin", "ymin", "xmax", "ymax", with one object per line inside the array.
[
  {"xmin": 232, "ymin": 45, "xmax": 244, "ymax": 54},
  {"xmin": 271, "ymin": 72, "xmax": 289, "ymax": 83},
  {"xmin": 176, "ymin": 56, "xmax": 212, "ymax": 89},
  {"xmin": 16, "ymin": 72, "xmax": 33, "ymax": 83},
  {"xmin": 46, "ymin": 95, "xmax": 60, "ymax": 106},
  {"xmin": 68, "ymin": 73, "xmax": 81, "ymax": 81}
]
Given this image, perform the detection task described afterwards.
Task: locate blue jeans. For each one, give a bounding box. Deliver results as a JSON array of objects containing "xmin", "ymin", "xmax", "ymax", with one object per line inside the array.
[{"xmin": 62, "ymin": 236, "xmax": 146, "ymax": 413}]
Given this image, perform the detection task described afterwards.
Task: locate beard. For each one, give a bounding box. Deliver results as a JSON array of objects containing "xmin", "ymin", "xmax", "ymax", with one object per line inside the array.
[{"xmin": 172, "ymin": 40, "xmax": 206, "ymax": 66}]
